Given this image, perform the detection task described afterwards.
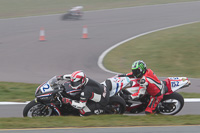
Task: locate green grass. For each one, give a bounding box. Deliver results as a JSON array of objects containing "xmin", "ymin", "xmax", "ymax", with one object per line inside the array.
[
  {"xmin": 0, "ymin": 115, "xmax": 200, "ymax": 129},
  {"xmin": 0, "ymin": 82, "xmax": 38, "ymax": 102},
  {"xmin": 0, "ymin": 0, "xmax": 199, "ymax": 18},
  {"xmin": 0, "ymin": 82, "xmax": 199, "ymax": 102},
  {"xmin": 104, "ymin": 22, "xmax": 200, "ymax": 78},
  {"xmin": 179, "ymin": 92, "xmax": 200, "ymax": 98}
]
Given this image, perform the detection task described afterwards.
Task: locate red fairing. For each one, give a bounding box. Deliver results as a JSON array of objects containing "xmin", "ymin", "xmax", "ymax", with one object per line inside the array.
[
  {"xmin": 130, "ymin": 78, "xmax": 140, "ymax": 87},
  {"xmin": 163, "ymin": 78, "xmax": 173, "ymax": 95}
]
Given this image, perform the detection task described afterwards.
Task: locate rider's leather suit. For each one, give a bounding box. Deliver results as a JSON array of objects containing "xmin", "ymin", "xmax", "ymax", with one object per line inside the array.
[
  {"xmin": 66, "ymin": 77, "xmax": 110, "ymax": 116},
  {"xmin": 126, "ymin": 69, "xmax": 165, "ymax": 114}
]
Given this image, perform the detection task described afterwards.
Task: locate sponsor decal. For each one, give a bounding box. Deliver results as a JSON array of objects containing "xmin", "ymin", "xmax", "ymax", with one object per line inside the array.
[
  {"xmin": 81, "ymin": 92, "xmax": 84, "ymax": 96},
  {"xmin": 182, "ymin": 78, "xmax": 187, "ymax": 82},
  {"xmin": 169, "ymin": 77, "xmax": 179, "ymax": 80}
]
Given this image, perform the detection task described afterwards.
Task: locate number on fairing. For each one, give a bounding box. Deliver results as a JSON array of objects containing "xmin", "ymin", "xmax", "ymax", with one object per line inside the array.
[
  {"xmin": 42, "ymin": 84, "xmax": 50, "ymax": 92},
  {"xmin": 171, "ymin": 81, "xmax": 179, "ymax": 87}
]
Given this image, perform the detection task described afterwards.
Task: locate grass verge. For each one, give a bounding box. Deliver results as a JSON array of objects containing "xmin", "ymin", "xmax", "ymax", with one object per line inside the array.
[
  {"xmin": 103, "ymin": 22, "xmax": 200, "ymax": 78},
  {"xmin": 0, "ymin": 82, "xmax": 38, "ymax": 102},
  {"xmin": 0, "ymin": 115, "xmax": 200, "ymax": 129}
]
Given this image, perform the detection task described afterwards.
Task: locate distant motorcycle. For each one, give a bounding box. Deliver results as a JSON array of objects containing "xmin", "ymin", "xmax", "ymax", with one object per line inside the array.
[
  {"xmin": 23, "ymin": 76, "xmax": 126, "ymax": 117},
  {"xmin": 61, "ymin": 6, "xmax": 83, "ymax": 20},
  {"xmin": 105, "ymin": 76, "xmax": 191, "ymax": 115}
]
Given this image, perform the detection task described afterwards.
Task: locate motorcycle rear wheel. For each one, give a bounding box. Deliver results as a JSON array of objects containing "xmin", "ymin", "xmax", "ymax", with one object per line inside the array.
[
  {"xmin": 23, "ymin": 100, "xmax": 53, "ymax": 117},
  {"xmin": 158, "ymin": 92, "xmax": 184, "ymax": 115},
  {"xmin": 105, "ymin": 96, "xmax": 126, "ymax": 114}
]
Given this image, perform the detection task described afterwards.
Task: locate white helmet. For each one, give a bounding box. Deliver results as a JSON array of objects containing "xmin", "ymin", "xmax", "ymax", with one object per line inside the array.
[{"xmin": 70, "ymin": 70, "xmax": 86, "ymax": 89}]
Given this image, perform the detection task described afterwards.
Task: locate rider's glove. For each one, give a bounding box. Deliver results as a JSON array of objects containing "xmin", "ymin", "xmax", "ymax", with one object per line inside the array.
[
  {"xmin": 62, "ymin": 98, "xmax": 72, "ymax": 104},
  {"xmin": 57, "ymin": 75, "xmax": 63, "ymax": 80}
]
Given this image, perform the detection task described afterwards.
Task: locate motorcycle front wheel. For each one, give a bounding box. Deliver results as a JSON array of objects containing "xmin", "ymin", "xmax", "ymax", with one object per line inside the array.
[
  {"xmin": 23, "ymin": 100, "xmax": 53, "ymax": 117},
  {"xmin": 158, "ymin": 92, "xmax": 184, "ymax": 115},
  {"xmin": 105, "ymin": 96, "xmax": 126, "ymax": 114}
]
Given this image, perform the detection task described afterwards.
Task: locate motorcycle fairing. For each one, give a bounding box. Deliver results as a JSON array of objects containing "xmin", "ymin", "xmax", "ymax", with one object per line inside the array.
[
  {"xmin": 108, "ymin": 77, "xmax": 131, "ymax": 97},
  {"xmin": 35, "ymin": 76, "xmax": 58, "ymax": 95},
  {"xmin": 167, "ymin": 77, "xmax": 190, "ymax": 92}
]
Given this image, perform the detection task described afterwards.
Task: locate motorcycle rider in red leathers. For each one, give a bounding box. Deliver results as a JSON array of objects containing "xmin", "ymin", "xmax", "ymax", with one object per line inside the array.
[{"xmin": 124, "ymin": 60, "xmax": 166, "ymax": 114}]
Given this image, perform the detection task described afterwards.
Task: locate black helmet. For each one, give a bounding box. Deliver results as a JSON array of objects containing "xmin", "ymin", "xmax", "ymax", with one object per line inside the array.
[{"xmin": 131, "ymin": 60, "xmax": 146, "ymax": 78}]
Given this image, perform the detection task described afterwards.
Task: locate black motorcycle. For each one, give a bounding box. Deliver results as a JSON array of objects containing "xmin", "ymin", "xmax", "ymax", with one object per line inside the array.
[{"xmin": 23, "ymin": 76, "xmax": 126, "ymax": 117}]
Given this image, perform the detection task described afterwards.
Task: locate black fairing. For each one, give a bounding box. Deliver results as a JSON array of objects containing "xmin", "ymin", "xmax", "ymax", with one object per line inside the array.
[
  {"xmin": 61, "ymin": 82, "xmax": 81, "ymax": 100},
  {"xmin": 35, "ymin": 82, "xmax": 81, "ymax": 104}
]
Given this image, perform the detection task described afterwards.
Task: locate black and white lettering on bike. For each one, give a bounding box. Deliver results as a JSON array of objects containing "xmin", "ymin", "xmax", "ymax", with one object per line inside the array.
[{"xmin": 94, "ymin": 109, "xmax": 104, "ymax": 115}]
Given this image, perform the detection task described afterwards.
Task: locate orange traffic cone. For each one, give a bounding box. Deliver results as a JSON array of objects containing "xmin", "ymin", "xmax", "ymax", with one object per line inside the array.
[
  {"xmin": 39, "ymin": 28, "xmax": 46, "ymax": 41},
  {"xmin": 82, "ymin": 25, "xmax": 88, "ymax": 39}
]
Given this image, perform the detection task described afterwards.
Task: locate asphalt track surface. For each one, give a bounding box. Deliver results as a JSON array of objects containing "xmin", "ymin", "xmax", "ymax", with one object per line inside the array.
[
  {"xmin": 1, "ymin": 126, "xmax": 200, "ymax": 133},
  {"xmin": 0, "ymin": 1, "xmax": 200, "ymax": 120}
]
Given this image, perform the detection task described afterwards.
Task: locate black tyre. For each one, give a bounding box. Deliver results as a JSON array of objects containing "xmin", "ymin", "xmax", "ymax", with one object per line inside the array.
[
  {"xmin": 61, "ymin": 13, "xmax": 81, "ymax": 20},
  {"xmin": 23, "ymin": 100, "xmax": 53, "ymax": 117},
  {"xmin": 158, "ymin": 92, "xmax": 184, "ymax": 115},
  {"xmin": 61, "ymin": 14, "xmax": 70, "ymax": 20},
  {"xmin": 105, "ymin": 96, "xmax": 126, "ymax": 114}
]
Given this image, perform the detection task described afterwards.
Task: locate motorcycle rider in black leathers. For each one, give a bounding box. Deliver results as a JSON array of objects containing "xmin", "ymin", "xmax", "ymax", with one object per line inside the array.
[{"xmin": 58, "ymin": 70, "xmax": 110, "ymax": 116}]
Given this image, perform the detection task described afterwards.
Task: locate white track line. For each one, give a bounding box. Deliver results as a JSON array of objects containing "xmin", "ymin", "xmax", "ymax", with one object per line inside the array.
[
  {"xmin": 0, "ymin": 98, "xmax": 200, "ymax": 105},
  {"xmin": 184, "ymin": 98, "xmax": 200, "ymax": 102},
  {"xmin": 0, "ymin": 101, "xmax": 30, "ymax": 105}
]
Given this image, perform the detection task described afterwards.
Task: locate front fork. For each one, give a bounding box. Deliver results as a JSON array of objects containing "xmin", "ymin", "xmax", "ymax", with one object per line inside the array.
[
  {"xmin": 35, "ymin": 98, "xmax": 61, "ymax": 116},
  {"xmin": 50, "ymin": 103, "xmax": 61, "ymax": 116}
]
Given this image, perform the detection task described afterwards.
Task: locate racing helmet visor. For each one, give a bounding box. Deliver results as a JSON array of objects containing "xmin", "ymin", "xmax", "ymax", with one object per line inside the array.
[
  {"xmin": 70, "ymin": 80, "xmax": 82, "ymax": 88},
  {"xmin": 132, "ymin": 69, "xmax": 142, "ymax": 78}
]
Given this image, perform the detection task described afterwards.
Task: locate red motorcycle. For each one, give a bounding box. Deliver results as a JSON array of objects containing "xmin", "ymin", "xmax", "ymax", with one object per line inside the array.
[{"xmin": 104, "ymin": 76, "xmax": 191, "ymax": 115}]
